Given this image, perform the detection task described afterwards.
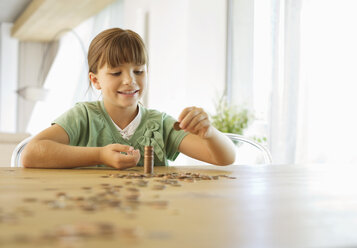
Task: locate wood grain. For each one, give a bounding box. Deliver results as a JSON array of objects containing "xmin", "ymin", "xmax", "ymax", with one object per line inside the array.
[{"xmin": 1, "ymin": 164, "xmax": 357, "ymax": 248}]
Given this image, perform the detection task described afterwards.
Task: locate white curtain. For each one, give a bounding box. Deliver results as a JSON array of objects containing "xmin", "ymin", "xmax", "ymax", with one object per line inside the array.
[
  {"xmin": 233, "ymin": 0, "xmax": 357, "ymax": 164},
  {"xmin": 269, "ymin": 0, "xmax": 303, "ymax": 164},
  {"xmin": 299, "ymin": 0, "xmax": 357, "ymax": 164}
]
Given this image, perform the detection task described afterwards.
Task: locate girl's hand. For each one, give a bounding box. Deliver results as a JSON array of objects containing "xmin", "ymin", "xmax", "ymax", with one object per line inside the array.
[
  {"xmin": 99, "ymin": 144, "xmax": 140, "ymax": 169},
  {"xmin": 178, "ymin": 107, "xmax": 213, "ymax": 139}
]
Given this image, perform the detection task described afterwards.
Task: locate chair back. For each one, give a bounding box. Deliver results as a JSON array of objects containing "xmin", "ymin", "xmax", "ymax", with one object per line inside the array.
[
  {"xmin": 224, "ymin": 133, "xmax": 272, "ymax": 164},
  {"xmin": 11, "ymin": 133, "xmax": 273, "ymax": 167},
  {"xmin": 11, "ymin": 136, "xmax": 33, "ymax": 167},
  {"xmin": 171, "ymin": 133, "xmax": 272, "ymax": 166}
]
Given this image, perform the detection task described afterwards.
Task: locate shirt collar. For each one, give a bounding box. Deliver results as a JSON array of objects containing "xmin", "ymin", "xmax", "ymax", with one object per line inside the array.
[{"xmin": 111, "ymin": 106, "xmax": 142, "ymax": 140}]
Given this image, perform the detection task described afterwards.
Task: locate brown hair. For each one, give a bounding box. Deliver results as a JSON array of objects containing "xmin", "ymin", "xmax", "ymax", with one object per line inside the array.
[{"xmin": 88, "ymin": 28, "xmax": 148, "ymax": 75}]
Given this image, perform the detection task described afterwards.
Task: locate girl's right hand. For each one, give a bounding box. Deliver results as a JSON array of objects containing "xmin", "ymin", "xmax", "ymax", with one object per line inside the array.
[{"xmin": 99, "ymin": 144, "xmax": 141, "ymax": 169}]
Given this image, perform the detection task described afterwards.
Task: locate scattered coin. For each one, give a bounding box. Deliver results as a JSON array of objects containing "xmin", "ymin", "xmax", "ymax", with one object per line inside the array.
[
  {"xmin": 125, "ymin": 194, "xmax": 140, "ymax": 201},
  {"xmin": 43, "ymin": 188, "xmax": 58, "ymax": 191},
  {"xmin": 146, "ymin": 200, "xmax": 169, "ymax": 209},
  {"xmin": 152, "ymin": 185, "xmax": 166, "ymax": 190},
  {"xmin": 13, "ymin": 234, "xmax": 31, "ymax": 243},
  {"xmin": 126, "ymin": 187, "xmax": 139, "ymax": 192},
  {"xmin": 56, "ymin": 192, "xmax": 67, "ymax": 198},
  {"xmin": 22, "ymin": 197, "xmax": 37, "ymax": 203}
]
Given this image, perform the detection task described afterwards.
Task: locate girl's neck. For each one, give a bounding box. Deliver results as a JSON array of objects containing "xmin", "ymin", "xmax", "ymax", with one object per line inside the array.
[{"xmin": 103, "ymin": 101, "xmax": 139, "ymax": 129}]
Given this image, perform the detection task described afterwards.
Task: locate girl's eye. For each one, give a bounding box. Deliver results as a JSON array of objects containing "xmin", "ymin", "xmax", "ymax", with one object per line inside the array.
[
  {"xmin": 134, "ymin": 71, "xmax": 144, "ymax": 75},
  {"xmin": 111, "ymin": 72, "xmax": 121, "ymax": 76}
]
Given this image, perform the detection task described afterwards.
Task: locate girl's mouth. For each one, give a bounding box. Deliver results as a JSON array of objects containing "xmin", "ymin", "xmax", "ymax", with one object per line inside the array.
[{"xmin": 117, "ymin": 89, "xmax": 140, "ymax": 96}]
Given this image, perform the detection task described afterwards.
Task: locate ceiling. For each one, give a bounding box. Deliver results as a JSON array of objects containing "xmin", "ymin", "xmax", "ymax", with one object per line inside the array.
[{"xmin": 0, "ymin": 0, "xmax": 31, "ymax": 23}]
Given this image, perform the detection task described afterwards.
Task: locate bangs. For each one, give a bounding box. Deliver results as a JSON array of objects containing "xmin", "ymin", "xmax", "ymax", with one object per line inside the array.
[{"xmin": 100, "ymin": 32, "xmax": 147, "ymax": 69}]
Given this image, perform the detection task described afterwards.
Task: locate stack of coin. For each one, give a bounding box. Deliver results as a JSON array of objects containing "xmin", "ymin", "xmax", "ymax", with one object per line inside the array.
[{"xmin": 144, "ymin": 146, "xmax": 154, "ymax": 174}]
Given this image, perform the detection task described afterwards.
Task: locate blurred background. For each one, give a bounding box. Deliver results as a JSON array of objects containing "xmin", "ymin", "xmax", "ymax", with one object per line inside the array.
[{"xmin": 0, "ymin": 0, "xmax": 356, "ymax": 165}]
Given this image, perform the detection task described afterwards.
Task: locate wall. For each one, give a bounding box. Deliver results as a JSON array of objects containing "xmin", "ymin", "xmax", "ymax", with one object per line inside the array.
[
  {"xmin": 122, "ymin": 0, "xmax": 227, "ymax": 165},
  {"xmin": 123, "ymin": 0, "xmax": 227, "ymax": 118},
  {"xmin": 0, "ymin": 23, "xmax": 18, "ymax": 132}
]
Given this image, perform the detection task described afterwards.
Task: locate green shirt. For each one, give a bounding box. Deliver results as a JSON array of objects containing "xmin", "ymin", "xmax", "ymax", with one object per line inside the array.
[{"xmin": 53, "ymin": 101, "xmax": 188, "ymax": 166}]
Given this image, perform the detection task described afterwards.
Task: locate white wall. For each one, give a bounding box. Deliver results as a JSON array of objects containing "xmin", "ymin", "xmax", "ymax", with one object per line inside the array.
[
  {"xmin": 0, "ymin": 23, "xmax": 18, "ymax": 132},
  {"xmin": 122, "ymin": 0, "xmax": 227, "ymax": 165},
  {"xmin": 231, "ymin": 0, "xmax": 254, "ymax": 108},
  {"xmin": 123, "ymin": 0, "xmax": 227, "ymax": 118}
]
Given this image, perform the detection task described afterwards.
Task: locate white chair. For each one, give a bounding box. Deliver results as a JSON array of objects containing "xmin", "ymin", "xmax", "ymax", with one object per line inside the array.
[
  {"xmin": 171, "ymin": 133, "xmax": 272, "ymax": 166},
  {"xmin": 224, "ymin": 133, "xmax": 272, "ymax": 164},
  {"xmin": 11, "ymin": 133, "xmax": 272, "ymax": 167},
  {"xmin": 11, "ymin": 136, "xmax": 33, "ymax": 167}
]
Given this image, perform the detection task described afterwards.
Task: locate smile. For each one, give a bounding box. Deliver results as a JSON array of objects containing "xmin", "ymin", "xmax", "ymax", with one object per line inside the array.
[{"xmin": 117, "ymin": 90, "xmax": 139, "ymax": 96}]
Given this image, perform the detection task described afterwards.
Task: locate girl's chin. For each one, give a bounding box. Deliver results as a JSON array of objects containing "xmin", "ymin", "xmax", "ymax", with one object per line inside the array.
[{"xmin": 117, "ymin": 99, "xmax": 140, "ymax": 108}]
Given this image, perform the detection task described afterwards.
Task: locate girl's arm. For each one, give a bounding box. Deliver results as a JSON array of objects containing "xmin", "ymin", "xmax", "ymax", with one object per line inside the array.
[
  {"xmin": 22, "ymin": 124, "xmax": 140, "ymax": 169},
  {"xmin": 177, "ymin": 107, "xmax": 236, "ymax": 165}
]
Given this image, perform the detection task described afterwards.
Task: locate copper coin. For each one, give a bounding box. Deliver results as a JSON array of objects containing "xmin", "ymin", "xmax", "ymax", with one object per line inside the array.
[{"xmin": 173, "ymin": 122, "xmax": 181, "ymax": 131}]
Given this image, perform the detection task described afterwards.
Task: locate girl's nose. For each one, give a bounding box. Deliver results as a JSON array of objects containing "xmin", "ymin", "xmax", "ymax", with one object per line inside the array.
[{"xmin": 122, "ymin": 73, "xmax": 134, "ymax": 85}]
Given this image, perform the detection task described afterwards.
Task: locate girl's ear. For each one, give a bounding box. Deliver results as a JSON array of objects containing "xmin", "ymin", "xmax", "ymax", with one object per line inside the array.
[{"xmin": 89, "ymin": 72, "xmax": 101, "ymax": 90}]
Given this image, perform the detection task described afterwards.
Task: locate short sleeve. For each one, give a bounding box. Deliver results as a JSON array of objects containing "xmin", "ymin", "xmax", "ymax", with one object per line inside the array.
[
  {"xmin": 52, "ymin": 103, "xmax": 89, "ymax": 146},
  {"xmin": 162, "ymin": 113, "xmax": 189, "ymax": 161}
]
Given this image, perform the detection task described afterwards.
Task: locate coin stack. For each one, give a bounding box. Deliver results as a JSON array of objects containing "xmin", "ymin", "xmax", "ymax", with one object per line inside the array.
[{"xmin": 144, "ymin": 146, "xmax": 154, "ymax": 174}]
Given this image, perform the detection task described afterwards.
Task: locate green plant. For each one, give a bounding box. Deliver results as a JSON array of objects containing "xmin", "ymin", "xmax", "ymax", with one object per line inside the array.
[{"xmin": 210, "ymin": 96, "xmax": 252, "ymax": 135}]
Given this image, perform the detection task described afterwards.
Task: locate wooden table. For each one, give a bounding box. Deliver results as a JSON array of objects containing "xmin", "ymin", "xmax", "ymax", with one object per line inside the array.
[{"xmin": 1, "ymin": 164, "xmax": 357, "ymax": 248}]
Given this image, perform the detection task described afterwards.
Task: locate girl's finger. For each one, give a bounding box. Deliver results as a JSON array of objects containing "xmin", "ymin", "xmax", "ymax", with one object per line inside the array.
[
  {"xmin": 178, "ymin": 107, "xmax": 194, "ymax": 123},
  {"xmin": 180, "ymin": 108, "xmax": 202, "ymax": 129},
  {"xmin": 192, "ymin": 119, "xmax": 210, "ymax": 135},
  {"xmin": 111, "ymin": 144, "xmax": 134, "ymax": 153},
  {"xmin": 186, "ymin": 114, "xmax": 207, "ymax": 131}
]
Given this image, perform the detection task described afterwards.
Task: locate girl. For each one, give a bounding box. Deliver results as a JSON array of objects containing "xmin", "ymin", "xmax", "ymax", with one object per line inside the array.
[{"xmin": 22, "ymin": 28, "xmax": 235, "ymax": 169}]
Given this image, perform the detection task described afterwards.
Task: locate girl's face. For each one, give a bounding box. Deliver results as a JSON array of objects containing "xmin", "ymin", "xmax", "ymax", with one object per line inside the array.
[{"xmin": 90, "ymin": 63, "xmax": 147, "ymax": 110}]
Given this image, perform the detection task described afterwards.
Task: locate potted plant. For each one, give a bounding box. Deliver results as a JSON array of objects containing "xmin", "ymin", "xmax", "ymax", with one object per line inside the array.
[
  {"xmin": 210, "ymin": 96, "xmax": 252, "ymax": 135},
  {"xmin": 210, "ymin": 96, "xmax": 267, "ymax": 144}
]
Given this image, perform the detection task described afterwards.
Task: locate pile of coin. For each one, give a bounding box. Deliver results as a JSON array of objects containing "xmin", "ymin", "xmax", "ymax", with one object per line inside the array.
[
  {"xmin": 1, "ymin": 170, "xmax": 236, "ymax": 246},
  {"xmin": 144, "ymin": 146, "xmax": 154, "ymax": 174},
  {"xmin": 106, "ymin": 172, "xmax": 236, "ymax": 181},
  {"xmin": 7, "ymin": 222, "xmax": 139, "ymax": 245}
]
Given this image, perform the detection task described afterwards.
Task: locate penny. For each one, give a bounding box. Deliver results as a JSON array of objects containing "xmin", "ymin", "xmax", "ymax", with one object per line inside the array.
[
  {"xmin": 126, "ymin": 187, "xmax": 139, "ymax": 192},
  {"xmin": 147, "ymin": 200, "xmax": 169, "ymax": 209},
  {"xmin": 13, "ymin": 234, "xmax": 31, "ymax": 243},
  {"xmin": 81, "ymin": 203, "xmax": 96, "ymax": 212},
  {"xmin": 152, "ymin": 184, "xmax": 166, "ymax": 190},
  {"xmin": 72, "ymin": 196, "xmax": 84, "ymax": 201},
  {"xmin": 125, "ymin": 194, "xmax": 139, "ymax": 201},
  {"xmin": 136, "ymin": 180, "xmax": 149, "ymax": 187},
  {"xmin": 173, "ymin": 121, "xmax": 181, "ymax": 131},
  {"xmin": 56, "ymin": 192, "xmax": 67, "ymax": 197},
  {"xmin": 43, "ymin": 188, "xmax": 58, "ymax": 191},
  {"xmin": 107, "ymin": 199, "xmax": 121, "ymax": 207}
]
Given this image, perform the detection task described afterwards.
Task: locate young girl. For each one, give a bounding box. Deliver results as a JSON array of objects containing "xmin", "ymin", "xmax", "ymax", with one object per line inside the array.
[{"xmin": 22, "ymin": 28, "xmax": 235, "ymax": 169}]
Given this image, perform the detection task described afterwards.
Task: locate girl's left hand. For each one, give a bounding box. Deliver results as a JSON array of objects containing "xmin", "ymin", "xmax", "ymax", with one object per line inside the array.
[{"xmin": 178, "ymin": 106, "xmax": 213, "ymax": 138}]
